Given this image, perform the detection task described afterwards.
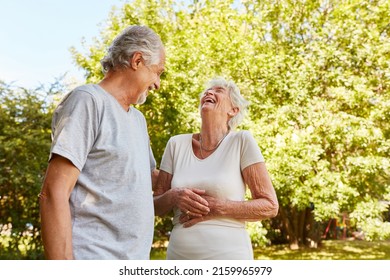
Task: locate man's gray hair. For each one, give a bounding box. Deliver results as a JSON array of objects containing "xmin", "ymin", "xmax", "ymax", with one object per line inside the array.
[
  {"xmin": 101, "ymin": 25, "xmax": 164, "ymax": 73},
  {"xmin": 200, "ymin": 77, "xmax": 250, "ymax": 129}
]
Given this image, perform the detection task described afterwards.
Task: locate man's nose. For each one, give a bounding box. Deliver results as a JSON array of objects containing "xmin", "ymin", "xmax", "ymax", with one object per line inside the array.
[{"xmin": 154, "ymin": 78, "xmax": 161, "ymax": 90}]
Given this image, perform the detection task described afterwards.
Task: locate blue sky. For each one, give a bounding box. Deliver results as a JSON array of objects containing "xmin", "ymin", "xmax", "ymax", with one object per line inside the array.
[{"xmin": 0, "ymin": 0, "xmax": 125, "ymax": 88}]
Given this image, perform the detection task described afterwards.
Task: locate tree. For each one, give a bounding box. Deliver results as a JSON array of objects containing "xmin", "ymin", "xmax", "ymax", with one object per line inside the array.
[
  {"xmin": 71, "ymin": 0, "xmax": 390, "ymax": 248},
  {"xmin": 0, "ymin": 81, "xmax": 62, "ymax": 259},
  {"xmin": 244, "ymin": 0, "xmax": 390, "ymax": 247}
]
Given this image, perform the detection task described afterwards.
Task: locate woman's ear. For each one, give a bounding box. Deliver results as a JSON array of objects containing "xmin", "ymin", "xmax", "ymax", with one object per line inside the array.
[{"xmin": 228, "ymin": 107, "xmax": 239, "ymax": 117}]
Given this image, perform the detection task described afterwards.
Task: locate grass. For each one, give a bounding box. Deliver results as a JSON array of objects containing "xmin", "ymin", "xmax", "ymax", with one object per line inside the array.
[
  {"xmin": 150, "ymin": 240, "xmax": 390, "ymax": 260},
  {"xmin": 2, "ymin": 236, "xmax": 389, "ymax": 260},
  {"xmin": 254, "ymin": 240, "xmax": 390, "ymax": 260}
]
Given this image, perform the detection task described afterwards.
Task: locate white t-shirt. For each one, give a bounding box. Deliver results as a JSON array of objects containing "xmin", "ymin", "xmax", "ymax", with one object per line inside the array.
[
  {"xmin": 160, "ymin": 130, "xmax": 265, "ymax": 227},
  {"xmin": 50, "ymin": 84, "xmax": 155, "ymax": 259}
]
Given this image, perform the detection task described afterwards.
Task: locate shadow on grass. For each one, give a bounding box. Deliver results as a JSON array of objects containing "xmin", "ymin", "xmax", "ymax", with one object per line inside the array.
[{"xmin": 151, "ymin": 240, "xmax": 390, "ymax": 260}]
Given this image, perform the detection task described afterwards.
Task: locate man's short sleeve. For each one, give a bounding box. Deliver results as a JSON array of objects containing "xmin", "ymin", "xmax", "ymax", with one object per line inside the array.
[{"xmin": 50, "ymin": 89, "xmax": 99, "ymax": 171}]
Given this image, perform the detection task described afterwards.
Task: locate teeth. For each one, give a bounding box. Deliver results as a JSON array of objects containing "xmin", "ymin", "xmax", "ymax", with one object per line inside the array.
[{"xmin": 204, "ymin": 98, "xmax": 215, "ymax": 103}]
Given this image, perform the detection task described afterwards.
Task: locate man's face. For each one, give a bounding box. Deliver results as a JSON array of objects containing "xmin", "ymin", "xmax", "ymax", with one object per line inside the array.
[{"xmin": 136, "ymin": 50, "xmax": 165, "ymax": 104}]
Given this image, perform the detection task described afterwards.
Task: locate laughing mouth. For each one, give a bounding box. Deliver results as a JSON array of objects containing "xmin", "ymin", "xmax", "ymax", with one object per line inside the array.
[{"xmin": 203, "ymin": 97, "xmax": 216, "ymax": 104}]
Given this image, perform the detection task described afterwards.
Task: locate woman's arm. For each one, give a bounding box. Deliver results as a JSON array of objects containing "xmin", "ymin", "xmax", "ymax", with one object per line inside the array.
[
  {"xmin": 240, "ymin": 162, "xmax": 279, "ymax": 219},
  {"xmin": 153, "ymin": 170, "xmax": 210, "ymax": 217},
  {"xmin": 181, "ymin": 162, "xmax": 278, "ymax": 227}
]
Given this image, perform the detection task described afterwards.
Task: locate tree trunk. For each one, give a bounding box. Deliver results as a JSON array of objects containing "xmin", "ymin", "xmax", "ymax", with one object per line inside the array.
[
  {"xmin": 279, "ymin": 206, "xmax": 299, "ymax": 249},
  {"xmin": 304, "ymin": 207, "xmax": 322, "ymax": 248},
  {"xmin": 278, "ymin": 205, "xmax": 322, "ymax": 249}
]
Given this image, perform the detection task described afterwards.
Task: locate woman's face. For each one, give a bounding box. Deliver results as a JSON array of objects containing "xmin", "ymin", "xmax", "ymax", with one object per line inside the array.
[{"xmin": 200, "ymin": 85, "xmax": 235, "ymax": 117}]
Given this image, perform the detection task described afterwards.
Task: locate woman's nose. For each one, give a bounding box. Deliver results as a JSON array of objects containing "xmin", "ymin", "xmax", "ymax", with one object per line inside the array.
[{"xmin": 205, "ymin": 89, "xmax": 215, "ymax": 95}]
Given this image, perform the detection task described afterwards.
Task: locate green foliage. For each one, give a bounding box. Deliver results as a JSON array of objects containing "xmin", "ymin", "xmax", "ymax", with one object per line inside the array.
[
  {"xmin": 246, "ymin": 221, "xmax": 269, "ymax": 247},
  {"xmin": 248, "ymin": 0, "xmax": 390, "ymax": 245},
  {"xmin": 0, "ymin": 81, "xmax": 62, "ymax": 259},
  {"xmin": 349, "ymin": 200, "xmax": 390, "ymax": 241},
  {"xmin": 71, "ymin": 0, "xmax": 390, "ymax": 245}
]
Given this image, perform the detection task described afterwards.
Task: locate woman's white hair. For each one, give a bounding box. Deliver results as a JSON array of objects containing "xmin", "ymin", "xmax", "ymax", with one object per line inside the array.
[
  {"xmin": 101, "ymin": 25, "xmax": 164, "ymax": 73},
  {"xmin": 200, "ymin": 77, "xmax": 250, "ymax": 129}
]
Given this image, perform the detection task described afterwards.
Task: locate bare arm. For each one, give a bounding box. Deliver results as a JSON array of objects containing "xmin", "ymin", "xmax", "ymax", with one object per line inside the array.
[
  {"xmin": 240, "ymin": 162, "xmax": 279, "ymax": 220},
  {"xmin": 151, "ymin": 168, "xmax": 159, "ymax": 189},
  {"xmin": 153, "ymin": 170, "xmax": 210, "ymax": 217},
  {"xmin": 39, "ymin": 154, "xmax": 80, "ymax": 259},
  {"xmin": 181, "ymin": 162, "xmax": 278, "ymax": 227}
]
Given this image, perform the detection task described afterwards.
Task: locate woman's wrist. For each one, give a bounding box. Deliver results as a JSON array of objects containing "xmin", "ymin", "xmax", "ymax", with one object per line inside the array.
[{"xmin": 169, "ymin": 188, "xmax": 179, "ymax": 208}]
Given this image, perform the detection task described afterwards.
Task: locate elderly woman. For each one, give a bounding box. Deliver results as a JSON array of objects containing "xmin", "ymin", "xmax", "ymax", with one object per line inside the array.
[{"xmin": 153, "ymin": 77, "xmax": 278, "ymax": 260}]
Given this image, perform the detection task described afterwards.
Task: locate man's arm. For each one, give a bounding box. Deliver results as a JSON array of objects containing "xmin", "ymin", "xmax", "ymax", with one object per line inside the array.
[{"xmin": 39, "ymin": 154, "xmax": 80, "ymax": 259}]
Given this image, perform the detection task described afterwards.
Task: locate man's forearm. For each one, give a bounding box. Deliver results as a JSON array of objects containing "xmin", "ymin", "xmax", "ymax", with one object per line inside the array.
[{"xmin": 40, "ymin": 194, "xmax": 74, "ymax": 259}]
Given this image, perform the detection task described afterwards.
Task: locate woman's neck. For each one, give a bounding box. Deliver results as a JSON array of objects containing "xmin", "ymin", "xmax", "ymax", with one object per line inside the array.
[{"xmin": 200, "ymin": 121, "xmax": 229, "ymax": 149}]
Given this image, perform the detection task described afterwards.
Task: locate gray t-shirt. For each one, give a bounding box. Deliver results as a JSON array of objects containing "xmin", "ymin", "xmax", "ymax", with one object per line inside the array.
[{"xmin": 50, "ymin": 84, "xmax": 155, "ymax": 259}]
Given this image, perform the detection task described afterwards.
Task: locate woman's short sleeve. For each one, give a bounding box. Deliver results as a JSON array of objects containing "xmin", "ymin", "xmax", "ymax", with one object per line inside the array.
[
  {"xmin": 159, "ymin": 137, "xmax": 174, "ymax": 174},
  {"xmin": 240, "ymin": 130, "xmax": 265, "ymax": 171}
]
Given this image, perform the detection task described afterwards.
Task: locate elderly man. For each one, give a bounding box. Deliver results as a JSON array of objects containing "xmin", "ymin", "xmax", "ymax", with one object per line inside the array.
[{"xmin": 40, "ymin": 25, "xmax": 165, "ymax": 260}]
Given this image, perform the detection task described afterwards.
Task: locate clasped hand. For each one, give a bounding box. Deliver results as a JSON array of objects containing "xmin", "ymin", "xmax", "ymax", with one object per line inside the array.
[{"xmin": 176, "ymin": 188, "xmax": 220, "ymax": 228}]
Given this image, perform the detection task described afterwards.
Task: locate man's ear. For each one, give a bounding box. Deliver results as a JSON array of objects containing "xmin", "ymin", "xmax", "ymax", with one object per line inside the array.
[{"xmin": 130, "ymin": 52, "xmax": 143, "ymax": 69}]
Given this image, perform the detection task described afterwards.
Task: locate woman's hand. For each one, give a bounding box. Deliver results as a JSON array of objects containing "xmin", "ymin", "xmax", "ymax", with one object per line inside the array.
[
  {"xmin": 174, "ymin": 188, "xmax": 210, "ymax": 217},
  {"xmin": 153, "ymin": 171, "xmax": 211, "ymax": 217},
  {"xmin": 179, "ymin": 213, "xmax": 209, "ymax": 227},
  {"xmin": 179, "ymin": 194, "xmax": 225, "ymax": 227}
]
